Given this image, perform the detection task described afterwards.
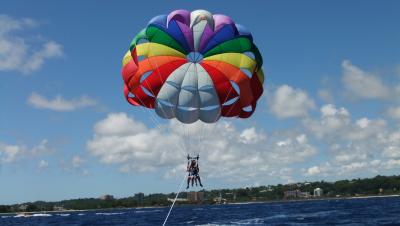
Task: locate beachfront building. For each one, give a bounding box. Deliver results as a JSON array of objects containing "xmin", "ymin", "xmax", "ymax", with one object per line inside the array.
[
  {"xmin": 134, "ymin": 192, "xmax": 144, "ymax": 199},
  {"xmin": 314, "ymin": 188, "xmax": 323, "ymax": 197},
  {"xmin": 187, "ymin": 191, "xmax": 204, "ymax": 203},
  {"xmin": 167, "ymin": 197, "xmax": 188, "ymax": 202},
  {"xmin": 53, "ymin": 205, "xmax": 66, "ymax": 211},
  {"xmin": 284, "ymin": 190, "xmax": 311, "ymax": 199},
  {"xmin": 284, "ymin": 190, "xmax": 298, "ymax": 199},
  {"xmin": 18, "ymin": 204, "xmax": 27, "ymax": 211},
  {"xmin": 98, "ymin": 194, "xmax": 114, "ymax": 200}
]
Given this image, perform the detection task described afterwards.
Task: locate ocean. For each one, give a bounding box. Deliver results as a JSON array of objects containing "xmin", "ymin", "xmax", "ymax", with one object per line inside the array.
[{"xmin": 1, "ymin": 196, "xmax": 399, "ymax": 225}]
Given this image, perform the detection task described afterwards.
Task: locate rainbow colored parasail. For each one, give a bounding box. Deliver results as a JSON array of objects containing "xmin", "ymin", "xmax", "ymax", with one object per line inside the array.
[{"xmin": 121, "ymin": 9, "xmax": 264, "ymax": 124}]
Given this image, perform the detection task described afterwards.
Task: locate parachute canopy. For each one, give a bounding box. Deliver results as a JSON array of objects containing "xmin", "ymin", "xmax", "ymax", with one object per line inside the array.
[{"xmin": 122, "ymin": 9, "xmax": 264, "ymax": 124}]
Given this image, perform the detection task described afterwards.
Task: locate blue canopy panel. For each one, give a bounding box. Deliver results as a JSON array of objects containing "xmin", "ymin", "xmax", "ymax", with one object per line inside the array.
[
  {"xmin": 148, "ymin": 15, "xmax": 191, "ymax": 53},
  {"xmin": 201, "ymin": 24, "xmax": 239, "ymax": 54}
]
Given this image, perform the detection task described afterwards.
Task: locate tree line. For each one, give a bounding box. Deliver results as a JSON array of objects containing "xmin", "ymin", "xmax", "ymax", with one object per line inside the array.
[{"xmin": 1, "ymin": 175, "xmax": 399, "ymax": 213}]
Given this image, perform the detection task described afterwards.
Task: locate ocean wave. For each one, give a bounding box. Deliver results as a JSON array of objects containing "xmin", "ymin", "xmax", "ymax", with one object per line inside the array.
[
  {"xmin": 195, "ymin": 224, "xmax": 233, "ymax": 226},
  {"xmin": 95, "ymin": 212, "xmax": 125, "ymax": 216},
  {"xmin": 231, "ymin": 217, "xmax": 265, "ymax": 225},
  {"xmin": 33, "ymin": 213, "xmax": 52, "ymax": 217},
  {"xmin": 193, "ymin": 208, "xmax": 204, "ymax": 210},
  {"xmin": 56, "ymin": 213, "xmax": 70, "ymax": 217},
  {"xmin": 135, "ymin": 209, "xmax": 163, "ymax": 213}
]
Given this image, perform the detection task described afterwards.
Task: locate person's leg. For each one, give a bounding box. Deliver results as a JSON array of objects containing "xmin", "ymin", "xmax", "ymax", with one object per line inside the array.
[
  {"xmin": 197, "ymin": 175, "xmax": 203, "ymax": 187},
  {"xmin": 186, "ymin": 176, "xmax": 191, "ymax": 189}
]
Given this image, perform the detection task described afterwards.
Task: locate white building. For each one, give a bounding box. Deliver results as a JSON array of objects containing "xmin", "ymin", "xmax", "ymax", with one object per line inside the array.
[{"xmin": 314, "ymin": 188, "xmax": 323, "ymax": 197}]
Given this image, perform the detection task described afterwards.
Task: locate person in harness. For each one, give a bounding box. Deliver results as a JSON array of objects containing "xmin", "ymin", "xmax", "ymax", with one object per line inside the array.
[{"xmin": 186, "ymin": 155, "xmax": 203, "ymax": 189}]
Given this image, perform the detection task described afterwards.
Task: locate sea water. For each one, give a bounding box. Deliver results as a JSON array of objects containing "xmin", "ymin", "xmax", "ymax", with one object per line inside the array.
[{"xmin": 0, "ymin": 196, "xmax": 399, "ymax": 225}]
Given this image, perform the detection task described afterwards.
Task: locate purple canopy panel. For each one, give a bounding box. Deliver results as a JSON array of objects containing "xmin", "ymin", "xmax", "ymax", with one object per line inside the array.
[
  {"xmin": 177, "ymin": 21, "xmax": 194, "ymax": 51},
  {"xmin": 213, "ymin": 14, "xmax": 235, "ymax": 32},
  {"xmin": 198, "ymin": 24, "xmax": 214, "ymax": 53},
  {"xmin": 167, "ymin": 10, "xmax": 190, "ymax": 26}
]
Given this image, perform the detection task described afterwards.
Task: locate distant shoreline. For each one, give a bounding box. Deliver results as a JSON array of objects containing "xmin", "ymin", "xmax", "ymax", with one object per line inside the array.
[
  {"xmin": 1, "ymin": 194, "xmax": 399, "ymax": 216},
  {"xmin": 227, "ymin": 194, "xmax": 400, "ymax": 205}
]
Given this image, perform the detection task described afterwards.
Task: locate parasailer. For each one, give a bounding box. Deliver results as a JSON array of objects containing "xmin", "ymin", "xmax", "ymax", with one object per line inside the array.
[{"xmin": 186, "ymin": 155, "xmax": 203, "ymax": 189}]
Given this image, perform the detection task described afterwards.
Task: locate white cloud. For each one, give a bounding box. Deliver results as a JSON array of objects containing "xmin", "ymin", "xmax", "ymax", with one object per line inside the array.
[
  {"xmin": 269, "ymin": 85, "xmax": 315, "ymax": 119},
  {"xmin": 72, "ymin": 155, "xmax": 84, "ymax": 168},
  {"xmin": 304, "ymin": 160, "xmax": 378, "ymax": 178},
  {"xmin": 22, "ymin": 41, "xmax": 63, "ymax": 73},
  {"xmin": 0, "ymin": 14, "xmax": 63, "ymax": 74},
  {"xmin": 38, "ymin": 160, "xmax": 49, "ymax": 170},
  {"xmin": 384, "ymin": 159, "xmax": 400, "ymax": 169},
  {"xmin": 386, "ymin": 106, "xmax": 400, "ymax": 121},
  {"xmin": 239, "ymin": 127, "xmax": 266, "ymax": 144},
  {"xmin": 301, "ymin": 102, "xmax": 400, "ymax": 179},
  {"xmin": 59, "ymin": 155, "xmax": 88, "ymax": 175},
  {"xmin": 318, "ymin": 89, "xmax": 334, "ymax": 103},
  {"xmin": 305, "ymin": 166, "xmax": 321, "ymax": 176},
  {"xmin": 0, "ymin": 139, "xmax": 53, "ymax": 163},
  {"xmin": 303, "ymin": 104, "xmax": 350, "ymax": 139},
  {"xmin": 341, "ymin": 60, "xmax": 391, "ymax": 99},
  {"xmin": 0, "ymin": 143, "xmax": 25, "ymax": 163},
  {"xmin": 28, "ymin": 92, "xmax": 97, "ymax": 111},
  {"xmin": 87, "ymin": 113, "xmax": 317, "ymax": 181}
]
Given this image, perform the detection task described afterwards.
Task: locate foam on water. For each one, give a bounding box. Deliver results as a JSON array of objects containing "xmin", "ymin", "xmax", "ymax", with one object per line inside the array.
[
  {"xmin": 134, "ymin": 209, "xmax": 163, "ymax": 213},
  {"xmin": 33, "ymin": 213, "xmax": 52, "ymax": 217},
  {"xmin": 95, "ymin": 212, "xmax": 125, "ymax": 216}
]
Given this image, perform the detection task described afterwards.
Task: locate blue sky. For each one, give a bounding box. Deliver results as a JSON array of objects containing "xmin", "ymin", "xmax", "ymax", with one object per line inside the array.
[{"xmin": 1, "ymin": 0, "xmax": 400, "ymax": 204}]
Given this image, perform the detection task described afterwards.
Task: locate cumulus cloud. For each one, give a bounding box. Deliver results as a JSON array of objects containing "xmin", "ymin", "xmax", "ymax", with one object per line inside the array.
[
  {"xmin": 304, "ymin": 159, "xmax": 397, "ymax": 178},
  {"xmin": 301, "ymin": 103, "xmax": 400, "ymax": 178},
  {"xmin": 268, "ymin": 85, "xmax": 315, "ymax": 119},
  {"xmin": 305, "ymin": 166, "xmax": 321, "ymax": 176},
  {"xmin": 341, "ymin": 60, "xmax": 391, "ymax": 99},
  {"xmin": 0, "ymin": 139, "xmax": 53, "ymax": 163},
  {"xmin": 303, "ymin": 104, "xmax": 350, "ymax": 139},
  {"xmin": 239, "ymin": 127, "xmax": 266, "ymax": 144},
  {"xmin": 0, "ymin": 14, "xmax": 63, "ymax": 74},
  {"xmin": 27, "ymin": 92, "xmax": 97, "ymax": 111},
  {"xmin": 87, "ymin": 113, "xmax": 317, "ymax": 181}
]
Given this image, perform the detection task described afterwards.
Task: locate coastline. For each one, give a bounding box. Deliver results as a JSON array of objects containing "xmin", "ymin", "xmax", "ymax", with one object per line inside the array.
[{"xmin": 1, "ymin": 194, "xmax": 399, "ymax": 216}]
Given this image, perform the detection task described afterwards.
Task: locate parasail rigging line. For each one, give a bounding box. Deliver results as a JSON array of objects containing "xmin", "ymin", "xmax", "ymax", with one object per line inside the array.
[{"xmin": 162, "ymin": 172, "xmax": 187, "ymax": 226}]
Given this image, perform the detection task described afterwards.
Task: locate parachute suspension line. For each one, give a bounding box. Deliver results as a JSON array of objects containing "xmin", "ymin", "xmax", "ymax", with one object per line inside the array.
[
  {"xmin": 130, "ymin": 70, "xmax": 189, "ymax": 156},
  {"xmin": 136, "ymin": 51, "xmax": 172, "ymax": 132},
  {"xmin": 151, "ymin": 60, "xmax": 193, "ymax": 156},
  {"xmin": 134, "ymin": 96, "xmax": 162, "ymax": 130},
  {"xmin": 162, "ymin": 172, "xmax": 187, "ymax": 226},
  {"xmin": 133, "ymin": 90, "xmax": 189, "ymax": 156},
  {"xmin": 197, "ymin": 122, "xmax": 209, "ymax": 156}
]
